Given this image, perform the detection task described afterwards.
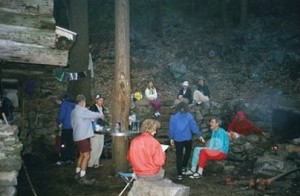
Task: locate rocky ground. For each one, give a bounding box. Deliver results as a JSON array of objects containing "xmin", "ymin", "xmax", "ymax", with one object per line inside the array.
[
  {"xmin": 16, "ymin": 133, "xmax": 300, "ymax": 196},
  {"xmin": 15, "ymin": 146, "xmax": 258, "ymax": 196}
]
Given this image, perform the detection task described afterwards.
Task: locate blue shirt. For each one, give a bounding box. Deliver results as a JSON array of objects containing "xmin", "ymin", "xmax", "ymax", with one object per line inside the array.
[
  {"xmin": 208, "ymin": 127, "xmax": 230, "ymax": 154},
  {"xmin": 169, "ymin": 112, "xmax": 202, "ymax": 142},
  {"xmin": 56, "ymin": 101, "xmax": 75, "ymax": 129}
]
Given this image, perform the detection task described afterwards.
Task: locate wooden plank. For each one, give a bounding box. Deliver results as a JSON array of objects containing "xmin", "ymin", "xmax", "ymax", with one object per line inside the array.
[
  {"xmin": 0, "ymin": 39, "xmax": 68, "ymax": 66},
  {"xmin": 0, "ymin": 0, "xmax": 69, "ymax": 66},
  {"xmin": 0, "ymin": 8, "xmax": 55, "ymax": 29},
  {"xmin": 0, "ymin": 0, "xmax": 54, "ymax": 15},
  {"xmin": 0, "ymin": 24, "xmax": 56, "ymax": 48}
]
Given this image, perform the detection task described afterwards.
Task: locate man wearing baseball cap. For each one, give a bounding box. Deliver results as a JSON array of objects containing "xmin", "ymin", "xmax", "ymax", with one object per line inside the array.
[{"xmin": 88, "ymin": 93, "xmax": 107, "ymax": 169}]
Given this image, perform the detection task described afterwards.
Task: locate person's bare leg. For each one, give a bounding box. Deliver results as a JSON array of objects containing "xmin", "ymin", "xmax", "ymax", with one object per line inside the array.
[
  {"xmin": 80, "ymin": 152, "xmax": 90, "ymax": 177},
  {"xmin": 77, "ymin": 152, "xmax": 83, "ymax": 168}
]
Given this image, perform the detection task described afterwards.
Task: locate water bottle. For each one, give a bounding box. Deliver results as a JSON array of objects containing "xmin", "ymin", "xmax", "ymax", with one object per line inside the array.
[{"xmin": 115, "ymin": 121, "xmax": 121, "ymax": 132}]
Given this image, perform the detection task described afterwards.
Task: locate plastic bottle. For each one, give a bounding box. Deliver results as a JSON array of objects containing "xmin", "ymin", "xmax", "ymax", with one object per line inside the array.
[{"xmin": 115, "ymin": 121, "xmax": 121, "ymax": 132}]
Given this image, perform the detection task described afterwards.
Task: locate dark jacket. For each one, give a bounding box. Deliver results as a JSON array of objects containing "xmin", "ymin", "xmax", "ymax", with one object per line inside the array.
[
  {"xmin": 177, "ymin": 87, "xmax": 193, "ymax": 104},
  {"xmin": 197, "ymin": 84, "xmax": 210, "ymax": 98},
  {"xmin": 89, "ymin": 104, "xmax": 106, "ymax": 126}
]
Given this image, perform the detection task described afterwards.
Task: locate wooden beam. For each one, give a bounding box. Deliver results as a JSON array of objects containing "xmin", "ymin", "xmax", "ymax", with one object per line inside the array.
[
  {"xmin": 0, "ymin": 0, "xmax": 54, "ymax": 15},
  {"xmin": 0, "ymin": 0, "xmax": 69, "ymax": 66},
  {"xmin": 0, "ymin": 8, "xmax": 55, "ymax": 29},
  {"xmin": 0, "ymin": 39, "xmax": 68, "ymax": 66}
]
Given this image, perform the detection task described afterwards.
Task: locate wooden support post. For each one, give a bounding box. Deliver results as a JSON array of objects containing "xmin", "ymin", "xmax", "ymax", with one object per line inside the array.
[{"xmin": 112, "ymin": 135, "xmax": 129, "ymax": 174}]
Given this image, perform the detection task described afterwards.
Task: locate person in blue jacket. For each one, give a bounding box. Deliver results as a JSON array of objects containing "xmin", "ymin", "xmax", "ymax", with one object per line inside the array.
[
  {"xmin": 56, "ymin": 94, "xmax": 75, "ymax": 165},
  {"xmin": 169, "ymin": 101, "xmax": 205, "ymax": 181},
  {"xmin": 187, "ymin": 117, "xmax": 230, "ymax": 179}
]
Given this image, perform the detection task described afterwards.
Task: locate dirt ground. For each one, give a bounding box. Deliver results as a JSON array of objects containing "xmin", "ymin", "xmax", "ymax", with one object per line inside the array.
[{"xmin": 17, "ymin": 146, "xmax": 262, "ymax": 196}]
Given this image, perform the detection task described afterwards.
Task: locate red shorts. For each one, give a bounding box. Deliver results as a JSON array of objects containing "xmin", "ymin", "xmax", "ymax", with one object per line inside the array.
[{"xmin": 75, "ymin": 139, "xmax": 91, "ymax": 153}]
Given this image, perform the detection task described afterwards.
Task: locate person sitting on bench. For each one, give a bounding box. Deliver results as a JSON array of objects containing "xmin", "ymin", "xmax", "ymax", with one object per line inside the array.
[{"xmin": 127, "ymin": 119, "xmax": 166, "ymax": 181}]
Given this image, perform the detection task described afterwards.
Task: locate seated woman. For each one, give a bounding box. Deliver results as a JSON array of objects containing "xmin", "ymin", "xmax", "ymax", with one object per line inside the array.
[
  {"xmin": 228, "ymin": 111, "xmax": 263, "ymax": 141},
  {"xmin": 173, "ymin": 81, "xmax": 193, "ymax": 107},
  {"xmin": 127, "ymin": 119, "xmax": 166, "ymax": 181},
  {"xmin": 145, "ymin": 81, "xmax": 162, "ymax": 117}
]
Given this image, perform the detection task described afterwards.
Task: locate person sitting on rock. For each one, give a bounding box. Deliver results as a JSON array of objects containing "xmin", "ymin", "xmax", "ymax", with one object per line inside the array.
[
  {"xmin": 145, "ymin": 81, "xmax": 162, "ymax": 117},
  {"xmin": 173, "ymin": 81, "xmax": 193, "ymax": 107},
  {"xmin": 228, "ymin": 111, "xmax": 263, "ymax": 141},
  {"xmin": 187, "ymin": 117, "xmax": 229, "ymax": 179},
  {"xmin": 127, "ymin": 119, "xmax": 166, "ymax": 181},
  {"xmin": 193, "ymin": 76, "xmax": 210, "ymax": 107},
  {"xmin": 133, "ymin": 89, "xmax": 143, "ymax": 102}
]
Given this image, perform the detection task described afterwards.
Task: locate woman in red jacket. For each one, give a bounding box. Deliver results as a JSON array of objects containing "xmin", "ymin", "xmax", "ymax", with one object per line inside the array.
[
  {"xmin": 127, "ymin": 119, "xmax": 166, "ymax": 181},
  {"xmin": 228, "ymin": 111, "xmax": 262, "ymax": 140}
]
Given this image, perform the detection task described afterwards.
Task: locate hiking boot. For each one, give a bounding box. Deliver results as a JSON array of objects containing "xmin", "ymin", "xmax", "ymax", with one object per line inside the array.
[
  {"xmin": 182, "ymin": 167, "xmax": 187, "ymax": 175},
  {"xmin": 79, "ymin": 176, "xmax": 96, "ymax": 185},
  {"xmin": 55, "ymin": 161, "xmax": 64, "ymax": 166},
  {"xmin": 176, "ymin": 175, "xmax": 183, "ymax": 181},
  {"xmin": 184, "ymin": 169, "xmax": 194, "ymax": 176},
  {"xmin": 189, "ymin": 172, "xmax": 203, "ymax": 179},
  {"xmin": 65, "ymin": 160, "xmax": 74, "ymax": 165}
]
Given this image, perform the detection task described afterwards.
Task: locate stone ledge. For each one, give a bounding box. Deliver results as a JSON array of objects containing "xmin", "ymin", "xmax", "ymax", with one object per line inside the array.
[{"xmin": 128, "ymin": 178, "xmax": 190, "ymax": 196}]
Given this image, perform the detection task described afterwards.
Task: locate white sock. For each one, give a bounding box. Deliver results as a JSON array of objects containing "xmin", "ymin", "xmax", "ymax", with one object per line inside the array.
[
  {"xmin": 198, "ymin": 167, "xmax": 203, "ymax": 175},
  {"xmin": 80, "ymin": 170, "xmax": 86, "ymax": 177},
  {"xmin": 191, "ymin": 166, "xmax": 197, "ymax": 172},
  {"xmin": 76, "ymin": 167, "xmax": 81, "ymax": 173}
]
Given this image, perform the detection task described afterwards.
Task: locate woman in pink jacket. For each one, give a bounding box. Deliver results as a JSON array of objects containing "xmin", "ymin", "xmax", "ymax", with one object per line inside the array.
[{"xmin": 127, "ymin": 119, "xmax": 166, "ymax": 181}]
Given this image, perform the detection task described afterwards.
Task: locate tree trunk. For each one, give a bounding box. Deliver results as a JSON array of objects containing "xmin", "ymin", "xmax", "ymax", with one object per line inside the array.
[
  {"xmin": 112, "ymin": 0, "xmax": 131, "ymax": 174},
  {"xmin": 66, "ymin": 0, "xmax": 91, "ymax": 102}
]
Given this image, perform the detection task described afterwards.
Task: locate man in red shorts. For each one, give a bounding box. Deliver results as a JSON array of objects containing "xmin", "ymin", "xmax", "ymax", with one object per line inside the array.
[{"xmin": 71, "ymin": 94, "xmax": 103, "ymax": 185}]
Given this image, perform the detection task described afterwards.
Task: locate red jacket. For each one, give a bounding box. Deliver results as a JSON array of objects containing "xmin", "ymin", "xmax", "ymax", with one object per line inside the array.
[
  {"xmin": 127, "ymin": 132, "xmax": 165, "ymax": 176},
  {"xmin": 228, "ymin": 118, "xmax": 261, "ymax": 136}
]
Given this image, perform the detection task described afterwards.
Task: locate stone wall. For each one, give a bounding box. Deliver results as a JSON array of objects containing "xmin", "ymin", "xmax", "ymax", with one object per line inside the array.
[
  {"xmin": 0, "ymin": 125, "xmax": 23, "ymax": 196},
  {"xmin": 13, "ymin": 78, "xmax": 67, "ymax": 155}
]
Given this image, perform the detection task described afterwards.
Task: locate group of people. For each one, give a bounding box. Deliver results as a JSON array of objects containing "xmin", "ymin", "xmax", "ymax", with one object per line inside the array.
[
  {"xmin": 128, "ymin": 101, "xmax": 230, "ymax": 181},
  {"xmin": 56, "ymin": 75, "xmax": 263, "ymax": 185},
  {"xmin": 173, "ymin": 76, "xmax": 210, "ymax": 108},
  {"xmin": 127, "ymin": 76, "xmax": 263, "ymax": 181},
  {"xmin": 134, "ymin": 76, "xmax": 210, "ymax": 118},
  {"xmin": 56, "ymin": 93, "xmax": 108, "ymax": 185}
]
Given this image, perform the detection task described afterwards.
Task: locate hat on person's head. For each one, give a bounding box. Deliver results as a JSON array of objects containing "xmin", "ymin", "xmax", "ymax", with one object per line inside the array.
[
  {"xmin": 76, "ymin": 94, "xmax": 86, "ymax": 103},
  {"xmin": 95, "ymin": 93, "xmax": 105, "ymax": 100},
  {"xmin": 198, "ymin": 76, "xmax": 206, "ymax": 81},
  {"xmin": 182, "ymin": 81, "xmax": 189, "ymax": 86},
  {"xmin": 236, "ymin": 111, "xmax": 246, "ymax": 120},
  {"xmin": 60, "ymin": 92, "xmax": 69, "ymax": 101}
]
